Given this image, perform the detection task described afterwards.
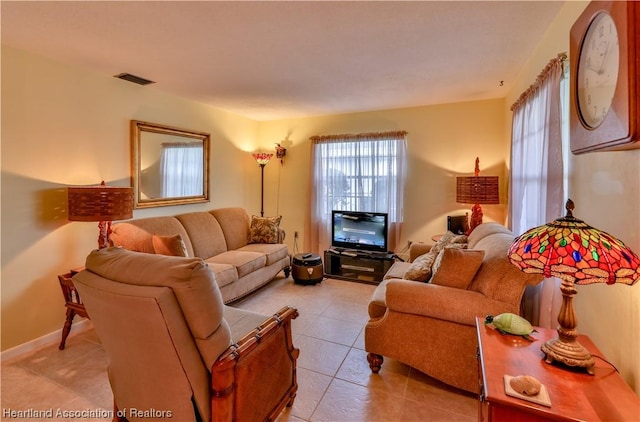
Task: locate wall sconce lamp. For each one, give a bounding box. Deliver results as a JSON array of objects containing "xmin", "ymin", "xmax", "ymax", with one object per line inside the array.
[
  {"xmin": 275, "ymin": 143, "xmax": 287, "ymax": 165},
  {"xmin": 456, "ymin": 157, "xmax": 499, "ymax": 234},
  {"xmin": 67, "ymin": 181, "xmax": 133, "ymax": 248},
  {"xmin": 509, "ymin": 199, "xmax": 639, "ymax": 374},
  {"xmin": 252, "ymin": 153, "xmax": 273, "ymax": 217}
]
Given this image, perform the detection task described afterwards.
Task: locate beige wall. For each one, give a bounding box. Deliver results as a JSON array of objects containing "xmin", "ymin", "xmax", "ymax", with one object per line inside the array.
[
  {"xmin": 2, "ymin": 44, "xmax": 508, "ymax": 351},
  {"xmin": 1, "ymin": 46, "xmax": 261, "ymax": 350},
  {"xmin": 256, "ymin": 99, "xmax": 507, "ymax": 254},
  {"xmin": 505, "ymin": 1, "xmax": 640, "ymax": 394}
]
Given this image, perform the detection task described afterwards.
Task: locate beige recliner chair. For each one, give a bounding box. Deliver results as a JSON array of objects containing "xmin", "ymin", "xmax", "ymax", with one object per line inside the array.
[{"xmin": 73, "ymin": 247, "xmax": 299, "ymax": 422}]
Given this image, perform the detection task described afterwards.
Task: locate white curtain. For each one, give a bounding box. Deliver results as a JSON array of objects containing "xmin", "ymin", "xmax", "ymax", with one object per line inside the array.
[
  {"xmin": 307, "ymin": 131, "xmax": 408, "ymax": 254},
  {"xmin": 160, "ymin": 142, "xmax": 204, "ymax": 198},
  {"xmin": 509, "ymin": 54, "xmax": 566, "ymax": 328}
]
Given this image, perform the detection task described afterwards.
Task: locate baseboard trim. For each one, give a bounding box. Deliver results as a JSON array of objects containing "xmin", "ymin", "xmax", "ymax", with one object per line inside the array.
[{"xmin": 1, "ymin": 318, "xmax": 93, "ymax": 363}]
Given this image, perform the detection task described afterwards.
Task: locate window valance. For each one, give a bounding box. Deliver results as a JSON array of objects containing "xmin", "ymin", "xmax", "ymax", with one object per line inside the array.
[{"xmin": 310, "ymin": 131, "xmax": 408, "ymax": 143}]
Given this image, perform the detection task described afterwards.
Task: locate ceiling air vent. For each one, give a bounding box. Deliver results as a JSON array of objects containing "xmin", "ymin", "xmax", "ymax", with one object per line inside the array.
[{"xmin": 114, "ymin": 73, "xmax": 155, "ymax": 86}]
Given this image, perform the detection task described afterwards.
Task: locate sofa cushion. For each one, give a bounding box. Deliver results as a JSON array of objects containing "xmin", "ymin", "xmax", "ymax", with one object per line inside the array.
[
  {"xmin": 111, "ymin": 217, "xmax": 195, "ymax": 257},
  {"xmin": 238, "ymin": 243, "xmax": 289, "ymax": 266},
  {"xmin": 210, "ymin": 208, "xmax": 251, "ymax": 251},
  {"xmin": 383, "ymin": 261, "xmax": 410, "ymax": 280},
  {"xmin": 467, "ymin": 222, "xmax": 512, "ymax": 249},
  {"xmin": 430, "ymin": 248, "xmax": 485, "ymax": 289},
  {"xmin": 248, "ymin": 215, "xmax": 282, "ymax": 244},
  {"xmin": 207, "ymin": 250, "xmax": 267, "ymax": 278},
  {"xmin": 432, "ymin": 231, "xmax": 468, "ymax": 253},
  {"xmin": 206, "ymin": 262, "xmax": 238, "ymax": 288},
  {"xmin": 403, "ymin": 250, "xmax": 438, "ymax": 282},
  {"xmin": 469, "ymin": 232, "xmax": 541, "ymax": 303},
  {"xmin": 152, "ymin": 234, "xmax": 189, "ymax": 257},
  {"xmin": 223, "ymin": 306, "xmax": 270, "ymax": 343},
  {"xmin": 176, "ymin": 212, "xmax": 228, "ymax": 259}
]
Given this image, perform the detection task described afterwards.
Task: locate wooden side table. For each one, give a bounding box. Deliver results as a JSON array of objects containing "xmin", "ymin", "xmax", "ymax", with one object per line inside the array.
[
  {"xmin": 476, "ymin": 317, "xmax": 640, "ymax": 421},
  {"xmin": 57, "ymin": 269, "xmax": 89, "ymax": 350}
]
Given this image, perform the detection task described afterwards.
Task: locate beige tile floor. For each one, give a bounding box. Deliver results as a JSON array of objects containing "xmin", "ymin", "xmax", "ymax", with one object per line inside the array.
[{"xmin": 1, "ymin": 275, "xmax": 477, "ymax": 422}]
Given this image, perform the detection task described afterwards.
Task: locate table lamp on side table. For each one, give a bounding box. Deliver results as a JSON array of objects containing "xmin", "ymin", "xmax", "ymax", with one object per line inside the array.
[
  {"xmin": 456, "ymin": 157, "xmax": 499, "ymax": 235},
  {"xmin": 67, "ymin": 181, "xmax": 133, "ymax": 248},
  {"xmin": 508, "ymin": 199, "xmax": 640, "ymax": 374}
]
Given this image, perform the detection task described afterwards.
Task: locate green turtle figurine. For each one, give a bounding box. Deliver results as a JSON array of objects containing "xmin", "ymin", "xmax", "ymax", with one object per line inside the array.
[{"xmin": 485, "ymin": 313, "xmax": 537, "ymax": 341}]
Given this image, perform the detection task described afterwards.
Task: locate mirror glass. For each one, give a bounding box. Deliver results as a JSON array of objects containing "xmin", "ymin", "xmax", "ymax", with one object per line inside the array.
[{"xmin": 132, "ymin": 120, "xmax": 210, "ymax": 208}]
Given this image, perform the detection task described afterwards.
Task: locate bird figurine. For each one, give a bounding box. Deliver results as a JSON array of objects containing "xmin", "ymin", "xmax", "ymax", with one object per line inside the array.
[{"xmin": 485, "ymin": 313, "xmax": 537, "ymax": 341}]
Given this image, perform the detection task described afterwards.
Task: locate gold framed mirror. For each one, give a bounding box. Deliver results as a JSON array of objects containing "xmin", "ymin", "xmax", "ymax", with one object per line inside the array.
[{"xmin": 131, "ymin": 120, "xmax": 210, "ymax": 209}]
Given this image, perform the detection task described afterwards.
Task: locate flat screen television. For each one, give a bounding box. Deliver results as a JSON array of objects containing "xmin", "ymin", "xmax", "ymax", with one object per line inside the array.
[{"xmin": 331, "ymin": 210, "xmax": 389, "ymax": 253}]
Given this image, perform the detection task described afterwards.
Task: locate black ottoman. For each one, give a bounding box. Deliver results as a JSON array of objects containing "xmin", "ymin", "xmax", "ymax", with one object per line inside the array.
[{"xmin": 292, "ymin": 253, "xmax": 324, "ymax": 285}]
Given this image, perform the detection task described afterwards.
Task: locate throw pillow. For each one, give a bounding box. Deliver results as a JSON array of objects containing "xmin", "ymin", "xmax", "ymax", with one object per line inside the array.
[
  {"xmin": 152, "ymin": 234, "xmax": 189, "ymax": 257},
  {"xmin": 429, "ymin": 247, "xmax": 484, "ymax": 289},
  {"xmin": 403, "ymin": 249, "xmax": 438, "ymax": 282},
  {"xmin": 432, "ymin": 231, "xmax": 468, "ymax": 254},
  {"xmin": 248, "ymin": 215, "xmax": 282, "ymax": 244}
]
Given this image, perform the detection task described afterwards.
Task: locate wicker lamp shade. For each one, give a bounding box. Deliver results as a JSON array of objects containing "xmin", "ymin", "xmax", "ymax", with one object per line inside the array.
[
  {"xmin": 456, "ymin": 176, "xmax": 500, "ymax": 204},
  {"xmin": 67, "ymin": 182, "xmax": 133, "ymax": 248},
  {"xmin": 68, "ymin": 185, "xmax": 133, "ymax": 222},
  {"xmin": 455, "ymin": 158, "xmax": 499, "ymax": 234}
]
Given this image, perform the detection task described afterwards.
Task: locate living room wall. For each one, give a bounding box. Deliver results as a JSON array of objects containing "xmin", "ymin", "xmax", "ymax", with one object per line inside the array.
[
  {"xmin": 1, "ymin": 46, "xmax": 262, "ymax": 350},
  {"xmin": 2, "ymin": 44, "xmax": 509, "ymax": 352},
  {"xmin": 2, "ymin": 45, "xmax": 509, "ymax": 352},
  {"xmin": 255, "ymin": 98, "xmax": 507, "ymax": 255},
  {"xmin": 505, "ymin": 1, "xmax": 639, "ymax": 394}
]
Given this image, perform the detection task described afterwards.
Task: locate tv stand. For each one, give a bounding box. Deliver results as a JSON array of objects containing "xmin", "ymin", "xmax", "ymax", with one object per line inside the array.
[{"xmin": 324, "ymin": 249, "xmax": 394, "ymax": 284}]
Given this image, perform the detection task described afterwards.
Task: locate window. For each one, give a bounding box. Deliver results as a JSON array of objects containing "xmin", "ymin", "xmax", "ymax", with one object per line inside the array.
[
  {"xmin": 310, "ymin": 131, "xmax": 407, "ymax": 252},
  {"xmin": 509, "ymin": 53, "xmax": 567, "ymax": 328},
  {"xmin": 160, "ymin": 142, "xmax": 204, "ymax": 198}
]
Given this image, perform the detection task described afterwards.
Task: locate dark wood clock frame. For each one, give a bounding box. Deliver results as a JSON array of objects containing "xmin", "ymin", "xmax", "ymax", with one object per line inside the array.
[{"xmin": 570, "ymin": 1, "xmax": 639, "ymax": 154}]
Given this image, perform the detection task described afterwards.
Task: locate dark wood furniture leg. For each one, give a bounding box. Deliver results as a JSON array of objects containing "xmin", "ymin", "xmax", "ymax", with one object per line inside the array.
[
  {"xmin": 57, "ymin": 272, "xmax": 89, "ymax": 350},
  {"xmin": 59, "ymin": 307, "xmax": 76, "ymax": 350},
  {"xmin": 367, "ymin": 352, "xmax": 383, "ymax": 373}
]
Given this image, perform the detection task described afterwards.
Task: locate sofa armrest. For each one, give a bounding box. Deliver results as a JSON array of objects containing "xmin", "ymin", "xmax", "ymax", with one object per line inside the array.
[
  {"xmin": 384, "ymin": 279, "xmax": 519, "ymax": 326},
  {"xmin": 211, "ymin": 306, "xmax": 299, "ymax": 422},
  {"xmin": 409, "ymin": 243, "xmax": 432, "ymax": 262}
]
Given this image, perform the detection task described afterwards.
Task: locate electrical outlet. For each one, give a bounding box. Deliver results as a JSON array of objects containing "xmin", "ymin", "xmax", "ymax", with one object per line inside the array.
[{"xmin": 294, "ymin": 231, "xmax": 299, "ymax": 238}]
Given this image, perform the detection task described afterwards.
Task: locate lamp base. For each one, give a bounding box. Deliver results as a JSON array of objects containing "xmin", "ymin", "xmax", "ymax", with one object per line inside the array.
[
  {"xmin": 466, "ymin": 204, "xmax": 484, "ymax": 235},
  {"xmin": 541, "ymin": 336, "xmax": 595, "ymax": 375}
]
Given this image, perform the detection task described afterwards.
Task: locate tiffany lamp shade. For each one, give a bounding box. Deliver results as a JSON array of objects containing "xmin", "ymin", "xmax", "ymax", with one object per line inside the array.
[{"xmin": 508, "ymin": 199, "xmax": 640, "ymax": 374}]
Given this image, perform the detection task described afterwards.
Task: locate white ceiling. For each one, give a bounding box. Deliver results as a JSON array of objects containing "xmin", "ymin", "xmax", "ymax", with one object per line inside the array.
[{"xmin": 1, "ymin": 1, "xmax": 565, "ymax": 121}]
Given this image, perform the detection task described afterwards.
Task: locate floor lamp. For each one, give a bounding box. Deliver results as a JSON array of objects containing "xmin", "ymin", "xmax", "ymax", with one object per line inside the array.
[
  {"xmin": 252, "ymin": 153, "xmax": 273, "ymax": 217},
  {"xmin": 67, "ymin": 181, "xmax": 134, "ymax": 248}
]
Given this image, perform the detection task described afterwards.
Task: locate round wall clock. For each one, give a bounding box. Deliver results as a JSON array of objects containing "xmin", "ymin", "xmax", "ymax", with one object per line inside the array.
[
  {"xmin": 576, "ymin": 12, "xmax": 619, "ymax": 129},
  {"xmin": 570, "ymin": 1, "xmax": 638, "ymax": 153}
]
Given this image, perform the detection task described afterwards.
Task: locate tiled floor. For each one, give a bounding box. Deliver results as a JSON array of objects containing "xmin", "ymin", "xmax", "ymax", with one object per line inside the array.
[{"xmin": 1, "ymin": 275, "xmax": 477, "ymax": 421}]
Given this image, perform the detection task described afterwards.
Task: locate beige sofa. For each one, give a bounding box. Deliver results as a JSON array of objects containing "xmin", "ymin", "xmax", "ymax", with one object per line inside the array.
[
  {"xmin": 365, "ymin": 223, "xmax": 543, "ymax": 393},
  {"xmin": 74, "ymin": 247, "xmax": 298, "ymax": 422},
  {"xmin": 110, "ymin": 207, "xmax": 290, "ymax": 303}
]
